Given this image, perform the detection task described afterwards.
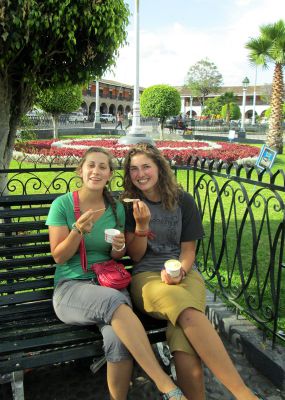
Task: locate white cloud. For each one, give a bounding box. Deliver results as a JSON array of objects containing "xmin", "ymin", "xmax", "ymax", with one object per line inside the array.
[{"xmin": 103, "ymin": 0, "xmax": 282, "ymax": 88}]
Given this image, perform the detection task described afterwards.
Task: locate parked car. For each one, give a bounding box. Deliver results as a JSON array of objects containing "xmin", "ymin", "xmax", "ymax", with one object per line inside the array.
[
  {"xmin": 68, "ymin": 112, "xmax": 88, "ymax": 123},
  {"xmin": 165, "ymin": 116, "xmax": 186, "ymax": 131},
  {"xmin": 100, "ymin": 113, "xmax": 115, "ymax": 123},
  {"xmin": 25, "ymin": 109, "xmax": 51, "ymax": 125}
]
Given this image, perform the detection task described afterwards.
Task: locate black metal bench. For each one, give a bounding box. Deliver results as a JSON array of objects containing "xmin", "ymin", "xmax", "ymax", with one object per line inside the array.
[{"xmin": 0, "ymin": 193, "xmax": 167, "ymax": 399}]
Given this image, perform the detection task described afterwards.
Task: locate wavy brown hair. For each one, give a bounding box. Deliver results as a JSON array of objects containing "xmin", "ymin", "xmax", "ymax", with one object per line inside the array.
[
  {"xmin": 76, "ymin": 147, "xmax": 122, "ymax": 229},
  {"xmin": 123, "ymin": 143, "xmax": 183, "ymax": 211}
]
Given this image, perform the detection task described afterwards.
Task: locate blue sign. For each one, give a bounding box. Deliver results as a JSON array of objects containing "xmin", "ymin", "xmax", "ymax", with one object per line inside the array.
[{"xmin": 256, "ymin": 145, "xmax": 277, "ymax": 170}]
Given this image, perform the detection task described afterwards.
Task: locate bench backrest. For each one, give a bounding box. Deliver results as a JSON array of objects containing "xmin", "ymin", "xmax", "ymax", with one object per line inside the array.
[
  {"xmin": 0, "ymin": 193, "xmax": 132, "ymax": 324},
  {"xmin": 0, "ymin": 194, "xmax": 60, "ymax": 322}
]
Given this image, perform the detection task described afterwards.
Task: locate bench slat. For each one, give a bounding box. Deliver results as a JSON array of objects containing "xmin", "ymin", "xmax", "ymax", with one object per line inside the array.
[
  {"xmin": 0, "ymin": 207, "xmax": 50, "ymax": 219},
  {"xmin": 0, "ymin": 342, "xmax": 104, "ymax": 374},
  {"xmin": 0, "ymin": 220, "xmax": 47, "ymax": 233},
  {"xmin": 0, "ymin": 326, "xmax": 101, "ymax": 354},
  {"xmin": 0, "ymin": 301, "xmax": 53, "ymax": 322},
  {"xmin": 0, "ymin": 244, "xmax": 51, "ymax": 257},
  {"xmin": 0, "ymin": 278, "xmax": 54, "ymax": 294},
  {"xmin": 0, "ymin": 266, "xmax": 55, "ymax": 280},
  {"xmin": 0, "ymin": 319, "xmax": 66, "ymax": 340},
  {"xmin": 0, "ymin": 316, "xmax": 63, "ymax": 334},
  {"xmin": 0, "ymin": 255, "xmax": 54, "ymax": 269},
  {"xmin": 0, "ymin": 194, "xmax": 60, "ymax": 207},
  {"xmin": 0, "ymin": 232, "xmax": 49, "ymax": 245},
  {"xmin": 2, "ymin": 289, "xmax": 53, "ymax": 305}
]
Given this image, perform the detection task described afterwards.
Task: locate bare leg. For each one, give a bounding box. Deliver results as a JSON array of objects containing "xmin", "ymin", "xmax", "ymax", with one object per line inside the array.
[
  {"xmin": 111, "ymin": 304, "xmax": 187, "ymax": 399},
  {"xmin": 174, "ymin": 351, "xmax": 205, "ymax": 400},
  {"xmin": 178, "ymin": 308, "xmax": 258, "ymax": 400},
  {"xmin": 107, "ymin": 359, "xmax": 133, "ymax": 400}
]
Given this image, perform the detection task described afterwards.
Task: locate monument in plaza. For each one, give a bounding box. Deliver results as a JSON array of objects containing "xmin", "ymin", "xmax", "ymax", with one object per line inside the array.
[{"xmin": 119, "ymin": 0, "xmax": 153, "ymax": 145}]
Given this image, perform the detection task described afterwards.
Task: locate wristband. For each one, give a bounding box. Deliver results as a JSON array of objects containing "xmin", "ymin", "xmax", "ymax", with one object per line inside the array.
[
  {"xmin": 112, "ymin": 243, "xmax": 126, "ymax": 252},
  {"xmin": 72, "ymin": 222, "xmax": 83, "ymax": 235},
  {"xmin": 181, "ymin": 268, "xmax": 187, "ymax": 278},
  {"xmin": 134, "ymin": 230, "xmax": 156, "ymax": 240}
]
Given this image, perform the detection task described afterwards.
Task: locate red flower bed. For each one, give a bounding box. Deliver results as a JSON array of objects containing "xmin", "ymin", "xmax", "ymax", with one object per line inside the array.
[{"xmin": 14, "ymin": 139, "xmax": 260, "ymax": 165}]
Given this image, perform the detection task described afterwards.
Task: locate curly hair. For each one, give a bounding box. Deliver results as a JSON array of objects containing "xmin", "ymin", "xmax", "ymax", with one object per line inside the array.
[
  {"xmin": 123, "ymin": 143, "xmax": 183, "ymax": 211},
  {"xmin": 75, "ymin": 147, "xmax": 122, "ymax": 229}
]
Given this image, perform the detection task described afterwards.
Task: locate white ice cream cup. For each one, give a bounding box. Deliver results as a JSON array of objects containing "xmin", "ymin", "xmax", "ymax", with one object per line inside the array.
[
  {"xmin": 104, "ymin": 228, "xmax": 120, "ymax": 243},
  {"xmin": 164, "ymin": 259, "xmax": 182, "ymax": 277}
]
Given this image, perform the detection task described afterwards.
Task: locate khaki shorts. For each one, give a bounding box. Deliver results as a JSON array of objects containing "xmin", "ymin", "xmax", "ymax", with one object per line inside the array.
[{"xmin": 130, "ymin": 269, "xmax": 206, "ymax": 355}]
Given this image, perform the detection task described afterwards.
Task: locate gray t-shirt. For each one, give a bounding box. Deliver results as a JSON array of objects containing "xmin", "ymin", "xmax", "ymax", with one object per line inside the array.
[{"xmin": 125, "ymin": 191, "xmax": 204, "ymax": 274}]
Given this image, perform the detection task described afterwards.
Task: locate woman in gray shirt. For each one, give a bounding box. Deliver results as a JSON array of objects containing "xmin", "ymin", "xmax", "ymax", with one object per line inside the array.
[{"xmin": 123, "ymin": 143, "xmax": 262, "ymax": 400}]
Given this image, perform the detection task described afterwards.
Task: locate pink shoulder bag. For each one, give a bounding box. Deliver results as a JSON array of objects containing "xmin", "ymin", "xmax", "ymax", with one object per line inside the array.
[{"xmin": 73, "ymin": 191, "xmax": 131, "ymax": 290}]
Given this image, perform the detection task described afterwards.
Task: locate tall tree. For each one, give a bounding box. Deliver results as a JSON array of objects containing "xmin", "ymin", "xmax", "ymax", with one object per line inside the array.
[
  {"xmin": 202, "ymin": 97, "xmax": 223, "ymax": 119},
  {"xmin": 221, "ymin": 103, "xmax": 241, "ymax": 122},
  {"xmin": 140, "ymin": 85, "xmax": 181, "ymax": 139},
  {"xmin": 0, "ymin": 0, "xmax": 129, "ymax": 172},
  {"xmin": 185, "ymin": 58, "xmax": 223, "ymax": 109},
  {"xmin": 245, "ymin": 19, "xmax": 285, "ymax": 154},
  {"xmin": 219, "ymin": 92, "xmax": 238, "ymax": 123},
  {"xmin": 37, "ymin": 84, "xmax": 83, "ymax": 138}
]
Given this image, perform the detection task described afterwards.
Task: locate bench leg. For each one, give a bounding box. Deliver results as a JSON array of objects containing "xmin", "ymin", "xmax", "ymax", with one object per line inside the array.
[
  {"xmin": 90, "ymin": 356, "xmax": 106, "ymax": 375},
  {"xmin": 11, "ymin": 370, "xmax": 25, "ymax": 400},
  {"xmin": 154, "ymin": 342, "xmax": 177, "ymax": 380},
  {"xmin": 155, "ymin": 342, "xmax": 171, "ymax": 366}
]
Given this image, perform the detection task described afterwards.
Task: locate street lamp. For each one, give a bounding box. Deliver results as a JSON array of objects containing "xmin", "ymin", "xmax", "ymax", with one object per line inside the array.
[
  {"xmin": 251, "ymin": 67, "xmax": 257, "ymax": 125},
  {"xmin": 93, "ymin": 79, "xmax": 101, "ymax": 129},
  {"xmin": 239, "ymin": 76, "xmax": 249, "ymax": 138},
  {"xmin": 189, "ymin": 95, "xmax": 193, "ymax": 119},
  {"xmin": 119, "ymin": 0, "xmax": 153, "ymax": 145}
]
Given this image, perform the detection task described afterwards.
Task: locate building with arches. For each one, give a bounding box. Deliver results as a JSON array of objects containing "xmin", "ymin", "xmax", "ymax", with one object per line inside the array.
[
  {"xmin": 179, "ymin": 84, "xmax": 271, "ymax": 121},
  {"xmin": 81, "ymin": 79, "xmax": 142, "ymax": 121},
  {"xmin": 81, "ymin": 79, "xmax": 271, "ymax": 122}
]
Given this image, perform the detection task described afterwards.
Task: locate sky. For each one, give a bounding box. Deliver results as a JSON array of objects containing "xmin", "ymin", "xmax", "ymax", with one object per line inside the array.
[{"xmin": 103, "ymin": 0, "xmax": 283, "ymax": 89}]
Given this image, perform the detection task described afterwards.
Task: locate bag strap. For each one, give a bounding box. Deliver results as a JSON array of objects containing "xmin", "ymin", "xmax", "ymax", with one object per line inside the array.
[{"xmin": 72, "ymin": 191, "xmax": 88, "ymax": 273}]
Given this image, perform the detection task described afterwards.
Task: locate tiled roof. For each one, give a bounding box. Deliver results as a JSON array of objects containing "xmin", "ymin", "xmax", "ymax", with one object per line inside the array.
[
  {"xmin": 177, "ymin": 84, "xmax": 272, "ymax": 97},
  {"xmin": 94, "ymin": 78, "xmax": 145, "ymax": 91}
]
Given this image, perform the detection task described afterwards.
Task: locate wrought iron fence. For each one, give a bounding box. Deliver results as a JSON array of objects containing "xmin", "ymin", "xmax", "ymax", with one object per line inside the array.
[{"xmin": 0, "ymin": 156, "xmax": 284, "ymax": 347}]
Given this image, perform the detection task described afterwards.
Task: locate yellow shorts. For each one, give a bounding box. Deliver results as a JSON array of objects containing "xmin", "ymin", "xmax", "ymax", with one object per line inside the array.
[{"xmin": 130, "ymin": 269, "xmax": 206, "ymax": 356}]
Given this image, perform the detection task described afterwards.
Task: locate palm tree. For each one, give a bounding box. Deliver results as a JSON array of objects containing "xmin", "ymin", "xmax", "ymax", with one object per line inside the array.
[
  {"xmin": 219, "ymin": 92, "xmax": 237, "ymax": 123},
  {"xmin": 245, "ymin": 19, "xmax": 285, "ymax": 154}
]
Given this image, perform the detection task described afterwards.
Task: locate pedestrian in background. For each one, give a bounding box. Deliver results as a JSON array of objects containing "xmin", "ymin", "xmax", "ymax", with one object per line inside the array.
[
  {"xmin": 125, "ymin": 110, "xmax": 133, "ymax": 129},
  {"xmin": 115, "ymin": 112, "xmax": 123, "ymax": 130}
]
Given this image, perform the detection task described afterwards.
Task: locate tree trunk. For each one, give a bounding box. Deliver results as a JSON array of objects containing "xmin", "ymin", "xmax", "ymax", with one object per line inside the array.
[
  {"xmin": 266, "ymin": 63, "xmax": 284, "ymax": 154},
  {"xmin": 0, "ymin": 77, "xmax": 14, "ymax": 194},
  {"xmin": 52, "ymin": 114, "xmax": 59, "ymax": 138},
  {"xmin": 160, "ymin": 118, "xmax": 165, "ymax": 140},
  {"xmin": 226, "ymin": 104, "xmax": 230, "ymax": 123},
  {"xmin": 0, "ymin": 75, "xmax": 34, "ymax": 193}
]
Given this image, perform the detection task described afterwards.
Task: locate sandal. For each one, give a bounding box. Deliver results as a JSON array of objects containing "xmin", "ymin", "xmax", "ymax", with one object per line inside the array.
[
  {"xmin": 162, "ymin": 387, "xmax": 184, "ymax": 399},
  {"xmin": 254, "ymin": 391, "xmax": 266, "ymax": 399}
]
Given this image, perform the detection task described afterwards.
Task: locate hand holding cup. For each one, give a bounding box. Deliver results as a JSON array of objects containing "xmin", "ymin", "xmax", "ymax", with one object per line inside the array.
[
  {"xmin": 161, "ymin": 259, "xmax": 183, "ymax": 285},
  {"xmin": 105, "ymin": 229, "xmax": 125, "ymax": 252}
]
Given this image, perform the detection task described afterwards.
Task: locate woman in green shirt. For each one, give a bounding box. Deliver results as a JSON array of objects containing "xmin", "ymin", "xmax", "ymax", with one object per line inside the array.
[{"xmin": 46, "ymin": 147, "xmax": 186, "ymax": 400}]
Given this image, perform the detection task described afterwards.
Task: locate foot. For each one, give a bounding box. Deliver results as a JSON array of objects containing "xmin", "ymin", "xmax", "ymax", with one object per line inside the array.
[
  {"xmin": 253, "ymin": 391, "xmax": 266, "ymax": 400},
  {"xmin": 162, "ymin": 386, "xmax": 186, "ymax": 399}
]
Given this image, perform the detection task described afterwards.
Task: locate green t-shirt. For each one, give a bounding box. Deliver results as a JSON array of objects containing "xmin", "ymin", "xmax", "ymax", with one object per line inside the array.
[{"xmin": 46, "ymin": 192, "xmax": 125, "ymax": 285}]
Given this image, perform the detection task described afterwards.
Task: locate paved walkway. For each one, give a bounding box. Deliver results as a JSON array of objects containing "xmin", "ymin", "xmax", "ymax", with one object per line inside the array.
[
  {"xmin": 1, "ymin": 335, "xmax": 283, "ymax": 400},
  {"xmin": 1, "ymin": 294, "xmax": 283, "ymax": 400}
]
